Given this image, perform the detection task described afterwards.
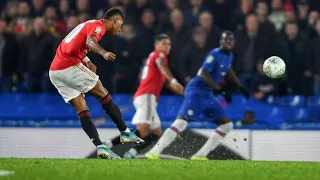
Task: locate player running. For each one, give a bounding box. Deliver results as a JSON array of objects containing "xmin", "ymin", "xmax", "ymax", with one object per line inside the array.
[
  {"xmin": 104, "ymin": 34, "xmax": 184, "ymax": 159},
  {"xmin": 145, "ymin": 30, "xmax": 249, "ymax": 160},
  {"xmin": 49, "ymin": 8, "xmax": 144, "ymax": 159}
]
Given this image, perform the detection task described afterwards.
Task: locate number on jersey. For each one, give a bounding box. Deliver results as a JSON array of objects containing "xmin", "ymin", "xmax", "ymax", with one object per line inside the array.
[
  {"xmin": 64, "ymin": 20, "xmax": 96, "ymax": 43},
  {"xmin": 140, "ymin": 53, "xmax": 154, "ymax": 80}
]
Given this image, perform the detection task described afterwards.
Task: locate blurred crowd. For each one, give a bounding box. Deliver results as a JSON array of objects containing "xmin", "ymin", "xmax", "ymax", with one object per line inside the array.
[{"xmin": 0, "ymin": 0, "xmax": 320, "ymax": 100}]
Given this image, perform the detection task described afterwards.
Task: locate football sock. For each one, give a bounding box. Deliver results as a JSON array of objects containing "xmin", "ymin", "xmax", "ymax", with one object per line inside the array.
[
  {"xmin": 149, "ymin": 119, "xmax": 188, "ymax": 155},
  {"xmin": 195, "ymin": 122, "xmax": 233, "ymax": 157},
  {"xmin": 149, "ymin": 128, "xmax": 177, "ymax": 155},
  {"xmin": 78, "ymin": 110, "xmax": 102, "ymax": 146},
  {"xmin": 100, "ymin": 94, "xmax": 128, "ymax": 132},
  {"xmin": 194, "ymin": 132, "xmax": 223, "ymax": 157}
]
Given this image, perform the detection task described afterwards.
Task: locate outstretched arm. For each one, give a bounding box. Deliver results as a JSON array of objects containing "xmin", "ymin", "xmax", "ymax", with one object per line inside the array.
[
  {"xmin": 226, "ymin": 68, "xmax": 241, "ymax": 88},
  {"xmin": 86, "ymin": 35, "xmax": 116, "ymax": 61},
  {"xmin": 198, "ymin": 68, "xmax": 221, "ymax": 91},
  {"xmin": 155, "ymin": 56, "xmax": 184, "ymax": 96},
  {"xmin": 226, "ymin": 68, "xmax": 249, "ymax": 99},
  {"xmin": 198, "ymin": 68, "xmax": 232, "ymax": 102}
]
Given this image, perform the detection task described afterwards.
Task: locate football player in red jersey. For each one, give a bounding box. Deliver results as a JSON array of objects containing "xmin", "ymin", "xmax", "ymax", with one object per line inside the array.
[
  {"xmin": 104, "ymin": 34, "xmax": 184, "ymax": 159},
  {"xmin": 49, "ymin": 8, "xmax": 144, "ymax": 159}
]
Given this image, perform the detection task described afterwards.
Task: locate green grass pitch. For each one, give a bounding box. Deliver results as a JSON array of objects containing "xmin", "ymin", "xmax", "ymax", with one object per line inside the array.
[{"xmin": 0, "ymin": 158, "xmax": 319, "ymax": 180}]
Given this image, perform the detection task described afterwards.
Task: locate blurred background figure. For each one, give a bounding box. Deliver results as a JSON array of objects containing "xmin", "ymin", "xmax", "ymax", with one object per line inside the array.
[
  {"xmin": 8, "ymin": 1, "xmax": 32, "ymax": 37},
  {"xmin": 0, "ymin": 19, "xmax": 19, "ymax": 92},
  {"xmin": 180, "ymin": 26, "xmax": 208, "ymax": 84},
  {"xmin": 269, "ymin": 0, "xmax": 285, "ymax": 32},
  {"xmin": 20, "ymin": 17, "xmax": 55, "ymax": 93}
]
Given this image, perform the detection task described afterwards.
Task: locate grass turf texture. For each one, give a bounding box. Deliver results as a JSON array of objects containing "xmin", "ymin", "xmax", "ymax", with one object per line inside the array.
[{"xmin": 0, "ymin": 158, "xmax": 319, "ymax": 180}]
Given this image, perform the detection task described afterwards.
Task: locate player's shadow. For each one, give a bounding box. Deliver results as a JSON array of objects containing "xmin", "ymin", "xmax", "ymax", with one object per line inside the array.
[{"xmin": 87, "ymin": 130, "xmax": 246, "ymax": 160}]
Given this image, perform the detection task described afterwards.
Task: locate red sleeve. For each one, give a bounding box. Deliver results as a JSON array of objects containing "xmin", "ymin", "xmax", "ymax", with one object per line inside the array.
[
  {"xmin": 87, "ymin": 23, "xmax": 105, "ymax": 41},
  {"xmin": 154, "ymin": 52, "xmax": 167, "ymax": 66}
]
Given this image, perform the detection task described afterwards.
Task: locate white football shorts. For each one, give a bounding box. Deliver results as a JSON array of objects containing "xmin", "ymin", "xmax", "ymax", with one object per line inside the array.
[
  {"xmin": 132, "ymin": 94, "xmax": 161, "ymax": 130},
  {"xmin": 49, "ymin": 63, "xmax": 99, "ymax": 103}
]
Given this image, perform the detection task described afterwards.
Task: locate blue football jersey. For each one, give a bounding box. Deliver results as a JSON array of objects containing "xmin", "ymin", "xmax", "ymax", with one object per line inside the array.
[{"xmin": 187, "ymin": 47, "xmax": 234, "ymax": 92}]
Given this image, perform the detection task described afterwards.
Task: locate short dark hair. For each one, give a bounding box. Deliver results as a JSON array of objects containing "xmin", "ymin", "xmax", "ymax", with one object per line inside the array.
[
  {"xmin": 103, "ymin": 7, "xmax": 124, "ymax": 20},
  {"xmin": 155, "ymin": 34, "xmax": 170, "ymax": 42},
  {"xmin": 221, "ymin": 30, "xmax": 234, "ymax": 39}
]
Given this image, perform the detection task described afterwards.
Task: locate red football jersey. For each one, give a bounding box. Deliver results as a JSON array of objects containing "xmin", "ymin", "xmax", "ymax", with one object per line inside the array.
[
  {"xmin": 134, "ymin": 50, "xmax": 168, "ymax": 101},
  {"xmin": 50, "ymin": 20, "xmax": 106, "ymax": 70}
]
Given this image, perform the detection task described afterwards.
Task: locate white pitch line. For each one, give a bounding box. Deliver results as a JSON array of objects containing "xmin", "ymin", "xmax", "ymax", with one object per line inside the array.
[{"xmin": 0, "ymin": 170, "xmax": 14, "ymax": 176}]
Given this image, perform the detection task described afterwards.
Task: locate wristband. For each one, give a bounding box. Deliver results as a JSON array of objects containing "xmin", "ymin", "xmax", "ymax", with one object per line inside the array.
[
  {"xmin": 83, "ymin": 56, "xmax": 90, "ymax": 63},
  {"xmin": 171, "ymin": 79, "xmax": 177, "ymax": 84}
]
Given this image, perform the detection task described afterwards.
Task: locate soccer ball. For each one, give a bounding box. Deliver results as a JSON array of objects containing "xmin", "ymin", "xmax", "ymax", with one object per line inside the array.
[{"xmin": 263, "ymin": 56, "xmax": 286, "ymax": 79}]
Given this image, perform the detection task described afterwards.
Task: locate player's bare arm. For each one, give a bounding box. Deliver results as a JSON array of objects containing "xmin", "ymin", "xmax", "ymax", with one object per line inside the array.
[
  {"xmin": 86, "ymin": 35, "xmax": 116, "ymax": 61},
  {"xmin": 226, "ymin": 68, "xmax": 249, "ymax": 99},
  {"xmin": 226, "ymin": 68, "xmax": 241, "ymax": 88},
  {"xmin": 198, "ymin": 68, "xmax": 221, "ymax": 91},
  {"xmin": 156, "ymin": 57, "xmax": 184, "ymax": 95},
  {"xmin": 83, "ymin": 56, "xmax": 97, "ymax": 73}
]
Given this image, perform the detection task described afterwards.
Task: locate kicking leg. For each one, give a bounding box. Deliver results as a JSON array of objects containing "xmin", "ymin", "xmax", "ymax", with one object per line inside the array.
[
  {"xmin": 69, "ymin": 94, "xmax": 120, "ymax": 159},
  {"xmin": 89, "ymin": 80, "xmax": 144, "ymax": 144},
  {"xmin": 145, "ymin": 117, "xmax": 188, "ymax": 159},
  {"xmin": 191, "ymin": 117, "xmax": 233, "ymax": 160}
]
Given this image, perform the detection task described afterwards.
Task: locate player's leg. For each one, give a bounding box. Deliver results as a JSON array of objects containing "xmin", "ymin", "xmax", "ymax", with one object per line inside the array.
[
  {"xmin": 89, "ymin": 79, "xmax": 144, "ymax": 144},
  {"xmin": 49, "ymin": 67, "xmax": 121, "ymax": 159},
  {"xmin": 123, "ymin": 94, "xmax": 161, "ymax": 158},
  {"xmin": 103, "ymin": 94, "xmax": 151, "ymax": 149},
  {"xmin": 69, "ymin": 95, "xmax": 121, "ymax": 159},
  {"xmin": 191, "ymin": 98, "xmax": 233, "ymax": 160},
  {"xmin": 145, "ymin": 95, "xmax": 196, "ymax": 159}
]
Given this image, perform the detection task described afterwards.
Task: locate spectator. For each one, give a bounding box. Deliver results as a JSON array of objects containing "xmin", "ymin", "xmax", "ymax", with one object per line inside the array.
[
  {"xmin": 8, "ymin": 1, "xmax": 32, "ymax": 37},
  {"xmin": 269, "ymin": 0, "xmax": 285, "ymax": 32},
  {"xmin": 198, "ymin": 11, "xmax": 221, "ymax": 49},
  {"xmin": 283, "ymin": 3, "xmax": 296, "ymax": 24},
  {"xmin": 113, "ymin": 22, "xmax": 142, "ymax": 93},
  {"xmin": 184, "ymin": 0, "xmax": 209, "ymax": 27},
  {"xmin": 310, "ymin": 20, "xmax": 320, "ymax": 95},
  {"xmin": 165, "ymin": 9, "xmax": 191, "ymax": 83},
  {"xmin": 0, "ymin": 19, "xmax": 19, "ymax": 92},
  {"xmin": 78, "ymin": 12, "xmax": 91, "ymax": 23},
  {"xmin": 180, "ymin": 27, "xmax": 208, "ymax": 84},
  {"xmin": 1, "ymin": 1, "xmax": 17, "ymax": 24},
  {"xmin": 59, "ymin": 0, "xmax": 71, "ymax": 20},
  {"xmin": 31, "ymin": 0, "xmax": 45, "ymax": 18},
  {"xmin": 234, "ymin": 14, "xmax": 266, "ymax": 88},
  {"xmin": 44, "ymin": 6, "xmax": 66, "ymax": 35},
  {"xmin": 304, "ymin": 11, "xmax": 319, "ymax": 39},
  {"xmin": 297, "ymin": 0, "xmax": 310, "ymax": 30},
  {"xmin": 136, "ymin": 9, "xmax": 156, "ymax": 59},
  {"xmin": 20, "ymin": 17, "xmax": 55, "ymax": 93},
  {"xmin": 65, "ymin": 15, "xmax": 79, "ymax": 33},
  {"xmin": 130, "ymin": 0, "xmax": 150, "ymax": 25},
  {"xmin": 157, "ymin": 0, "xmax": 179, "ymax": 32},
  {"xmin": 231, "ymin": 0, "xmax": 254, "ymax": 31},
  {"xmin": 210, "ymin": 0, "xmax": 235, "ymax": 30},
  {"xmin": 76, "ymin": 0, "xmax": 91, "ymax": 16},
  {"xmin": 255, "ymin": 0, "xmax": 276, "ymax": 52},
  {"xmin": 276, "ymin": 22, "xmax": 312, "ymax": 96}
]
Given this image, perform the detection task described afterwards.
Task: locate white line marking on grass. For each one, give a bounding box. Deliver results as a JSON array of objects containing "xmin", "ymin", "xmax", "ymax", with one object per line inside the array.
[{"xmin": 0, "ymin": 170, "xmax": 14, "ymax": 176}]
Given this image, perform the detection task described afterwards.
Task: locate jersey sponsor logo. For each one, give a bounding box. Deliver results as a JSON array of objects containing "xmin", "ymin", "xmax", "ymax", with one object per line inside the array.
[
  {"xmin": 206, "ymin": 55, "xmax": 214, "ymax": 63},
  {"xmin": 95, "ymin": 26, "xmax": 102, "ymax": 34}
]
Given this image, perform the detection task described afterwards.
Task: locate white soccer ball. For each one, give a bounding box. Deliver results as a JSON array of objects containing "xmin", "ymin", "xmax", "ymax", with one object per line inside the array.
[{"xmin": 263, "ymin": 56, "xmax": 286, "ymax": 79}]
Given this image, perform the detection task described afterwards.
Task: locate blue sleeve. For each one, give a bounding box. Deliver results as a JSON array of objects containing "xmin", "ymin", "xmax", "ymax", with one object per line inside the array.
[{"xmin": 202, "ymin": 51, "xmax": 218, "ymax": 73}]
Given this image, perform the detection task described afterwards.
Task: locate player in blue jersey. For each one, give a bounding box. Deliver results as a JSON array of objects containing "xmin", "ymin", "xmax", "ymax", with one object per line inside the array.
[{"xmin": 145, "ymin": 30, "xmax": 249, "ymax": 160}]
